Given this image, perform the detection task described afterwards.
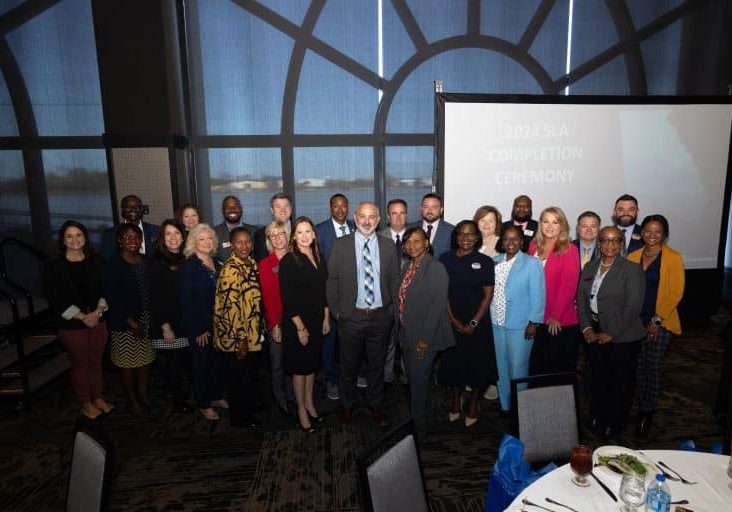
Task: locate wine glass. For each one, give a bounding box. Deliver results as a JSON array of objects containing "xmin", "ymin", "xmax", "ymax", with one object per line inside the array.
[
  {"xmin": 619, "ymin": 472, "xmax": 646, "ymax": 511},
  {"xmin": 569, "ymin": 445, "xmax": 593, "ymax": 487}
]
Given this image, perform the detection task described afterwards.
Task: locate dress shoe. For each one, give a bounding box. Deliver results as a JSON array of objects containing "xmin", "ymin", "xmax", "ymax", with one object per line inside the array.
[
  {"xmin": 483, "ymin": 385, "xmax": 498, "ymax": 400},
  {"xmin": 199, "ymin": 407, "xmax": 220, "ymax": 421},
  {"xmin": 371, "ymin": 408, "xmax": 389, "ymax": 428},
  {"xmin": 465, "ymin": 415, "xmax": 478, "ymax": 428},
  {"xmin": 635, "ymin": 413, "xmax": 653, "ymax": 438},
  {"xmin": 448, "ymin": 411, "xmax": 461, "ymax": 423},
  {"xmin": 340, "ymin": 408, "xmax": 353, "ymax": 426},
  {"xmin": 326, "ymin": 381, "xmax": 340, "ymax": 400},
  {"xmin": 307, "ymin": 411, "xmax": 324, "ymax": 424}
]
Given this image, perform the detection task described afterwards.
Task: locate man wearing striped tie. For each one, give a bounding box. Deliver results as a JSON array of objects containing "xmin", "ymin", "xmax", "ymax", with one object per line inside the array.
[
  {"xmin": 327, "ymin": 202, "xmax": 400, "ymax": 427},
  {"xmin": 572, "ymin": 211, "xmax": 601, "ymax": 270}
]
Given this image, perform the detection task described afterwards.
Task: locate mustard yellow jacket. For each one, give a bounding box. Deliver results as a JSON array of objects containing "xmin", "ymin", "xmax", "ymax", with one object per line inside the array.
[
  {"xmin": 213, "ymin": 254, "xmax": 263, "ymax": 352},
  {"xmin": 627, "ymin": 245, "xmax": 684, "ymax": 335}
]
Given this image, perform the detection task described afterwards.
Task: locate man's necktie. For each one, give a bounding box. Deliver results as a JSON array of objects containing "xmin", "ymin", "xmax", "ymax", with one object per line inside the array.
[
  {"xmin": 621, "ymin": 228, "xmax": 628, "ymax": 256},
  {"xmin": 363, "ymin": 240, "xmax": 374, "ymax": 306},
  {"xmin": 395, "ymin": 234, "xmax": 402, "ymax": 258},
  {"xmin": 425, "ymin": 224, "xmax": 433, "ymax": 242},
  {"xmin": 581, "ymin": 247, "xmax": 590, "ymax": 269},
  {"xmin": 339, "ymin": 225, "xmax": 346, "ymax": 237}
]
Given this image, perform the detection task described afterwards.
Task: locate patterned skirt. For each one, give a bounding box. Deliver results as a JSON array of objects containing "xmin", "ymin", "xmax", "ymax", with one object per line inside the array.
[{"xmin": 110, "ymin": 311, "xmax": 155, "ymax": 368}]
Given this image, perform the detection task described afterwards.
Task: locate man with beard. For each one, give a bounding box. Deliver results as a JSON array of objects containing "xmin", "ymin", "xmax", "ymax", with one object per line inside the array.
[
  {"xmin": 214, "ymin": 196, "xmax": 258, "ymax": 261},
  {"xmin": 501, "ymin": 194, "xmax": 538, "ymax": 252},
  {"xmin": 412, "ymin": 193, "xmax": 454, "ymax": 259},
  {"xmin": 315, "ymin": 193, "xmax": 356, "ymax": 400},
  {"xmin": 252, "ymin": 193, "xmax": 292, "ymax": 261},
  {"xmin": 100, "ymin": 194, "xmax": 160, "ymax": 261},
  {"xmin": 612, "ymin": 194, "xmax": 643, "ymax": 255},
  {"xmin": 326, "ymin": 202, "xmax": 400, "ymax": 427}
]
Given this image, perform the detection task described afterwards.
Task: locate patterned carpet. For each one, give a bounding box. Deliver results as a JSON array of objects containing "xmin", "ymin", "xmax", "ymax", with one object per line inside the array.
[{"xmin": 0, "ymin": 322, "xmax": 727, "ymax": 511}]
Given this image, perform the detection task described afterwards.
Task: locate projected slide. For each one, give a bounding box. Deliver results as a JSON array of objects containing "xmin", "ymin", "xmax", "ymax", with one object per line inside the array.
[{"xmin": 442, "ymin": 100, "xmax": 732, "ymax": 270}]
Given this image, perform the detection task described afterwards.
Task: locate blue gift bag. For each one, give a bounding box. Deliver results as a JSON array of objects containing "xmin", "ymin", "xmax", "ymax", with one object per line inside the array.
[{"xmin": 484, "ymin": 435, "xmax": 556, "ymax": 512}]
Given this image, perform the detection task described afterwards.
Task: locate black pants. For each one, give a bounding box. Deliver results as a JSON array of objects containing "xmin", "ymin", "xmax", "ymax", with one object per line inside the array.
[
  {"xmin": 338, "ymin": 308, "xmax": 391, "ymax": 410},
  {"xmin": 587, "ymin": 340, "xmax": 641, "ymax": 431},
  {"xmin": 156, "ymin": 347, "xmax": 191, "ymax": 406},
  {"xmin": 529, "ymin": 324, "xmax": 580, "ymax": 376},
  {"xmin": 225, "ymin": 350, "xmax": 261, "ymax": 426}
]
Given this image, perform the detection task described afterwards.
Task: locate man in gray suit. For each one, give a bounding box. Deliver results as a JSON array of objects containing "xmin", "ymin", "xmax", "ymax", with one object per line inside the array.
[
  {"xmin": 327, "ymin": 202, "xmax": 400, "ymax": 427},
  {"xmin": 213, "ymin": 195, "xmax": 257, "ymax": 261}
]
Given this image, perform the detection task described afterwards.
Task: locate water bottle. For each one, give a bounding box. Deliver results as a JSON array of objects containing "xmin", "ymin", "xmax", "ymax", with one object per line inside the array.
[{"xmin": 646, "ymin": 473, "xmax": 671, "ymax": 512}]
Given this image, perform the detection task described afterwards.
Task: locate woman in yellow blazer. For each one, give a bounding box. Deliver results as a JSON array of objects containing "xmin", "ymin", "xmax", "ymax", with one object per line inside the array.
[
  {"xmin": 213, "ymin": 227, "xmax": 264, "ymax": 429},
  {"xmin": 628, "ymin": 214, "xmax": 684, "ymax": 437}
]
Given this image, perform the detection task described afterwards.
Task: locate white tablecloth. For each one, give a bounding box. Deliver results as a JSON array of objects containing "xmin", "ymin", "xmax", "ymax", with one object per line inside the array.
[{"xmin": 507, "ymin": 450, "xmax": 732, "ymax": 511}]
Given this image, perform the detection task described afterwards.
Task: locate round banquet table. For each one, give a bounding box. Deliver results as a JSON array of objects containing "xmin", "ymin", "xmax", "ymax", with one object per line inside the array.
[{"xmin": 507, "ymin": 450, "xmax": 732, "ymax": 512}]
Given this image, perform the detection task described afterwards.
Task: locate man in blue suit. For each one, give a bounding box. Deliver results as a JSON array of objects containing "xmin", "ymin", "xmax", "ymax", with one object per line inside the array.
[
  {"xmin": 412, "ymin": 193, "xmax": 454, "ymax": 259},
  {"xmin": 100, "ymin": 194, "xmax": 160, "ymax": 261},
  {"xmin": 316, "ymin": 193, "xmax": 356, "ymax": 400},
  {"xmin": 612, "ymin": 194, "xmax": 643, "ymax": 255}
]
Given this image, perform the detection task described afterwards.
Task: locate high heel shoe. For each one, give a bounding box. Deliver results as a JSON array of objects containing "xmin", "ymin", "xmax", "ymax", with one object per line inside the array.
[
  {"xmin": 465, "ymin": 415, "xmax": 478, "ymax": 428},
  {"xmin": 307, "ymin": 412, "xmax": 324, "ymax": 424},
  {"xmin": 448, "ymin": 411, "xmax": 461, "ymax": 423},
  {"xmin": 298, "ymin": 421, "xmax": 317, "ymax": 433}
]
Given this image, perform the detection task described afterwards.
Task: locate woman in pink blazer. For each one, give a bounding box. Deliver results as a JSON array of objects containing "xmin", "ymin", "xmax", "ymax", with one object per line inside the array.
[{"xmin": 528, "ymin": 206, "xmax": 580, "ymax": 375}]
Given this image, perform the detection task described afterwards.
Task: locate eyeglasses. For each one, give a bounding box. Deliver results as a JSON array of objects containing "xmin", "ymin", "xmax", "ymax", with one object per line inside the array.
[
  {"xmin": 598, "ymin": 237, "xmax": 623, "ymax": 245},
  {"xmin": 268, "ymin": 232, "xmax": 286, "ymax": 240}
]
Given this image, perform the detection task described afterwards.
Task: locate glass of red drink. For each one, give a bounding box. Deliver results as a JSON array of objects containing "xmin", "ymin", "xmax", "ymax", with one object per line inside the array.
[{"xmin": 570, "ymin": 445, "xmax": 593, "ymax": 487}]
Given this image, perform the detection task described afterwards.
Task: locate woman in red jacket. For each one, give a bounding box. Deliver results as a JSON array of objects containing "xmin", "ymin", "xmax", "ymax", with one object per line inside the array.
[{"xmin": 528, "ymin": 206, "xmax": 580, "ymax": 375}]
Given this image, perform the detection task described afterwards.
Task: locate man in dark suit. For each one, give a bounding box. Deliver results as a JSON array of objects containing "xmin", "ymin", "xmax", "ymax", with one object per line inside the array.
[
  {"xmin": 252, "ymin": 192, "xmax": 292, "ymax": 261},
  {"xmin": 213, "ymin": 195, "xmax": 258, "ymax": 261},
  {"xmin": 573, "ymin": 210, "xmax": 601, "ymax": 270},
  {"xmin": 612, "ymin": 193, "xmax": 643, "ymax": 255},
  {"xmin": 501, "ymin": 194, "xmax": 538, "ymax": 252},
  {"xmin": 315, "ymin": 193, "xmax": 356, "ymax": 400},
  {"xmin": 326, "ymin": 202, "xmax": 400, "ymax": 427},
  {"xmin": 100, "ymin": 194, "xmax": 160, "ymax": 261},
  {"xmin": 411, "ymin": 193, "xmax": 454, "ymax": 259},
  {"xmin": 378, "ymin": 198, "xmax": 408, "ymax": 384}
]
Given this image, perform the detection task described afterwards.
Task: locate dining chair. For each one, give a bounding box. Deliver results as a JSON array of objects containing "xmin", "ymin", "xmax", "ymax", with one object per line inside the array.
[
  {"xmin": 66, "ymin": 430, "xmax": 110, "ymax": 511},
  {"xmin": 356, "ymin": 417, "xmax": 429, "ymax": 512},
  {"xmin": 510, "ymin": 372, "xmax": 581, "ymax": 465}
]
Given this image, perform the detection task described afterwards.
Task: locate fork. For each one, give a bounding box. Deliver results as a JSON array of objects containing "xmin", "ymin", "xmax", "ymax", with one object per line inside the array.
[{"xmin": 658, "ymin": 461, "xmax": 699, "ymax": 485}]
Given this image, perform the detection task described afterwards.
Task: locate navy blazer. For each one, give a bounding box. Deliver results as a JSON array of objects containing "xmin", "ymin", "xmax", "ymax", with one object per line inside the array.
[
  {"xmin": 624, "ymin": 224, "xmax": 643, "ymax": 254},
  {"xmin": 316, "ymin": 218, "xmax": 356, "ymax": 260},
  {"xmin": 100, "ymin": 221, "xmax": 160, "ymax": 262},
  {"xmin": 178, "ymin": 255, "xmax": 221, "ymax": 338},
  {"xmin": 408, "ymin": 220, "xmax": 455, "ymax": 259}
]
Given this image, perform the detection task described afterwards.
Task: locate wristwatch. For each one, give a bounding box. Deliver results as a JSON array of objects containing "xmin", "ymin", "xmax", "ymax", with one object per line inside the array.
[{"xmin": 469, "ymin": 319, "xmax": 478, "ymax": 327}]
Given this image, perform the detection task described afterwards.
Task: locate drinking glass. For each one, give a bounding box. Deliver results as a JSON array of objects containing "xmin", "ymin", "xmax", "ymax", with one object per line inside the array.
[
  {"xmin": 619, "ymin": 472, "xmax": 646, "ymax": 511},
  {"xmin": 569, "ymin": 445, "xmax": 593, "ymax": 487}
]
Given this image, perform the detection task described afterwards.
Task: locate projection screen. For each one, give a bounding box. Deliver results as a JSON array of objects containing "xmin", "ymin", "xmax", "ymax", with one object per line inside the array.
[{"xmin": 439, "ymin": 95, "xmax": 732, "ymax": 270}]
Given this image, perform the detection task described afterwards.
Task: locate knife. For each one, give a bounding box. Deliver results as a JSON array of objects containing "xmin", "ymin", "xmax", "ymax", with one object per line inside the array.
[{"xmin": 590, "ymin": 472, "xmax": 617, "ymax": 502}]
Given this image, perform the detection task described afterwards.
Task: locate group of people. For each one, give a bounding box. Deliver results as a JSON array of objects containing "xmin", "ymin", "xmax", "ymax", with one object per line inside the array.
[{"xmin": 43, "ymin": 190, "xmax": 684, "ymax": 439}]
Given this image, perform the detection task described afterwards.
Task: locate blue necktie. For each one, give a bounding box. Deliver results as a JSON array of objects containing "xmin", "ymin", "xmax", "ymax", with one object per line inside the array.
[{"xmin": 363, "ymin": 240, "xmax": 374, "ymax": 306}]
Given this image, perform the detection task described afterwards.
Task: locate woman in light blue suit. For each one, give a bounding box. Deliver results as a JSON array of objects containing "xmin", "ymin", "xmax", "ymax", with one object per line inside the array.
[{"xmin": 491, "ymin": 225, "xmax": 545, "ymax": 412}]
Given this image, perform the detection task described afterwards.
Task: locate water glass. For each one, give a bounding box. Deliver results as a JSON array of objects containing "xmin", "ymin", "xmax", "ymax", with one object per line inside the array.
[{"xmin": 619, "ymin": 472, "xmax": 646, "ymax": 511}]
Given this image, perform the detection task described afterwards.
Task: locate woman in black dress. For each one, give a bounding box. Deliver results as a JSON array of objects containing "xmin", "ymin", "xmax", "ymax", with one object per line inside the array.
[
  {"xmin": 439, "ymin": 220, "xmax": 495, "ymax": 427},
  {"xmin": 106, "ymin": 223, "xmax": 155, "ymax": 416},
  {"xmin": 149, "ymin": 219, "xmax": 191, "ymax": 413},
  {"xmin": 279, "ymin": 216, "xmax": 330, "ymax": 432}
]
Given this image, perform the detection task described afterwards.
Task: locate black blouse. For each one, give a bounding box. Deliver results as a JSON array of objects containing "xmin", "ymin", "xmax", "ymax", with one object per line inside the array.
[{"xmin": 43, "ymin": 255, "xmax": 105, "ymax": 330}]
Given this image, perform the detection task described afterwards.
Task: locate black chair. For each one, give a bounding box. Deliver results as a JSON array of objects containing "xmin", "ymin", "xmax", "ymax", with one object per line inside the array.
[
  {"xmin": 356, "ymin": 417, "xmax": 429, "ymax": 512},
  {"xmin": 510, "ymin": 372, "xmax": 581, "ymax": 465},
  {"xmin": 66, "ymin": 427, "xmax": 112, "ymax": 511}
]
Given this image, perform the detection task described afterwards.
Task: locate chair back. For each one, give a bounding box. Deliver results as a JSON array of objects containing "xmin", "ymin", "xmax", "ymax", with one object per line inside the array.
[
  {"xmin": 357, "ymin": 418, "xmax": 428, "ymax": 512},
  {"xmin": 510, "ymin": 372, "xmax": 580, "ymax": 464},
  {"xmin": 66, "ymin": 431, "xmax": 107, "ymax": 512}
]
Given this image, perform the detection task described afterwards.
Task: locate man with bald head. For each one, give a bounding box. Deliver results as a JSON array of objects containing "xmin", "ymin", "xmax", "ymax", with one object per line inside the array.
[
  {"xmin": 501, "ymin": 194, "xmax": 538, "ymax": 252},
  {"xmin": 326, "ymin": 202, "xmax": 400, "ymax": 427},
  {"xmin": 100, "ymin": 194, "xmax": 160, "ymax": 261}
]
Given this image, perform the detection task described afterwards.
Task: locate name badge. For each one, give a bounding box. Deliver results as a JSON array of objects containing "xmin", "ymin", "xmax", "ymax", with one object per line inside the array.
[
  {"xmin": 524, "ymin": 229, "xmax": 534, "ymax": 237},
  {"xmin": 471, "ymin": 262, "xmax": 481, "ymax": 270},
  {"xmin": 272, "ymin": 265, "xmax": 279, "ymax": 273},
  {"xmin": 222, "ymin": 242, "xmax": 231, "ymax": 248},
  {"xmin": 631, "ymin": 233, "xmax": 641, "ymax": 240}
]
